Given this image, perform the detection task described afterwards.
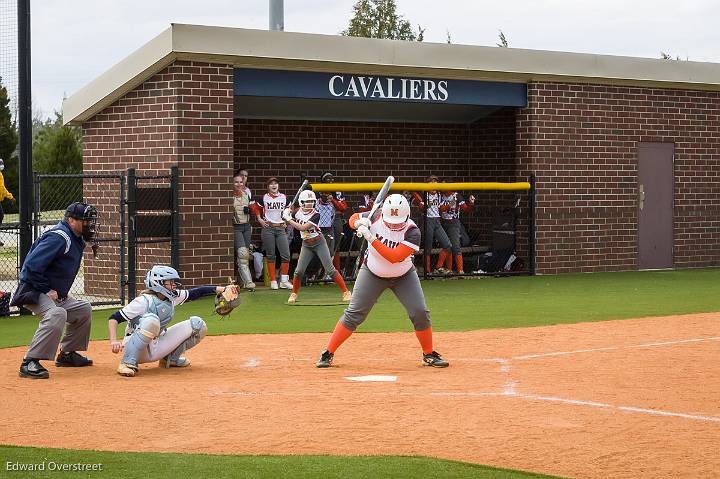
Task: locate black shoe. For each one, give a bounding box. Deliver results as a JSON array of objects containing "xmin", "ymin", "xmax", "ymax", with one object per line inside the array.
[
  {"xmin": 19, "ymin": 358, "xmax": 49, "ymax": 379},
  {"xmin": 316, "ymin": 350, "xmax": 334, "ymax": 368},
  {"xmin": 55, "ymin": 351, "xmax": 93, "ymax": 367},
  {"xmin": 422, "ymin": 351, "xmax": 449, "ymax": 368}
]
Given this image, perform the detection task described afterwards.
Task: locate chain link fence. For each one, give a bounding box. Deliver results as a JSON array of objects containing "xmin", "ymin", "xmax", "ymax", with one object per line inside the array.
[
  {"xmin": 289, "ymin": 181, "xmax": 535, "ymax": 283},
  {"xmin": 33, "ymin": 173, "xmax": 125, "ymax": 308}
]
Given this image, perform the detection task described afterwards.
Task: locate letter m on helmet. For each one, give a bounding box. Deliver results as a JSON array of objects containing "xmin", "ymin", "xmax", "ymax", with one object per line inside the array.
[{"xmin": 390, "ymin": 208, "xmax": 399, "ymax": 216}]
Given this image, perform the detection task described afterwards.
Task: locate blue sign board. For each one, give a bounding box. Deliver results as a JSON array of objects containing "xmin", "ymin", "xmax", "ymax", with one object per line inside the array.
[{"xmin": 234, "ymin": 68, "xmax": 527, "ymax": 107}]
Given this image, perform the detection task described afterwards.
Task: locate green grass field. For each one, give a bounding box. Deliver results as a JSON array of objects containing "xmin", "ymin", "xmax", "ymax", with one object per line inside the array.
[
  {"xmin": 1, "ymin": 268, "xmax": 719, "ymax": 349},
  {"xmin": 1, "ymin": 268, "xmax": 718, "ymax": 478},
  {"xmin": 0, "ymin": 446, "xmax": 561, "ymax": 479}
]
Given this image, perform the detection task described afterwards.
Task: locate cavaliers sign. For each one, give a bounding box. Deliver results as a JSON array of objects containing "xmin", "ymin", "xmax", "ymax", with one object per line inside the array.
[
  {"xmin": 329, "ymin": 75, "xmax": 448, "ymax": 102},
  {"xmin": 234, "ymin": 68, "xmax": 527, "ymax": 107}
]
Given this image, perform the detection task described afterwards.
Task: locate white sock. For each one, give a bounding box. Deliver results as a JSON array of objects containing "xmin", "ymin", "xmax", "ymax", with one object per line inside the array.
[{"xmin": 281, "ymin": 275, "xmax": 289, "ymax": 283}]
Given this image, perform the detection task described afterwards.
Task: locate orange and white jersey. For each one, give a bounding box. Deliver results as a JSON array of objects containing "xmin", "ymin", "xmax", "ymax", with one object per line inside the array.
[
  {"xmin": 259, "ymin": 193, "xmax": 288, "ymax": 223},
  {"xmin": 365, "ymin": 216, "xmax": 421, "ymax": 278},
  {"xmin": 425, "ymin": 192, "xmax": 442, "ymax": 218},
  {"xmin": 294, "ymin": 208, "xmax": 321, "ymax": 241}
]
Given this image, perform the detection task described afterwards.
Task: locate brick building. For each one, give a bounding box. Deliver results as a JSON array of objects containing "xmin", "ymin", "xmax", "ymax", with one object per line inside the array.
[{"xmin": 63, "ymin": 24, "xmax": 720, "ymax": 293}]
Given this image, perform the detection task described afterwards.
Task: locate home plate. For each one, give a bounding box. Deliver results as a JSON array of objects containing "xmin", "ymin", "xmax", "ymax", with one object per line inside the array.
[{"xmin": 345, "ymin": 375, "xmax": 398, "ymax": 382}]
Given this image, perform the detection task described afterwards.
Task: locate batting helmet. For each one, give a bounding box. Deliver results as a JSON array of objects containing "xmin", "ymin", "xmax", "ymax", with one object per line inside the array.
[
  {"xmin": 299, "ymin": 189, "xmax": 317, "ymax": 209},
  {"xmin": 381, "ymin": 194, "xmax": 410, "ymax": 228}
]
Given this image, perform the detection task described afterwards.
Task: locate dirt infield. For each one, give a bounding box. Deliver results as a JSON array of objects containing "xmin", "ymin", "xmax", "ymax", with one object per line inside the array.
[{"xmin": 1, "ymin": 313, "xmax": 718, "ymax": 479}]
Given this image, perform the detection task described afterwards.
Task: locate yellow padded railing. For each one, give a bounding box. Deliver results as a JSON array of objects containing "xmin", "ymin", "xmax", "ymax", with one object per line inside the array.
[{"xmin": 309, "ymin": 182, "xmax": 531, "ymax": 192}]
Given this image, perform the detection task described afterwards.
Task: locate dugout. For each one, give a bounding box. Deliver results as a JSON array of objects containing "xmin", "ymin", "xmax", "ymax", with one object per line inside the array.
[{"xmin": 63, "ymin": 24, "xmax": 720, "ymax": 294}]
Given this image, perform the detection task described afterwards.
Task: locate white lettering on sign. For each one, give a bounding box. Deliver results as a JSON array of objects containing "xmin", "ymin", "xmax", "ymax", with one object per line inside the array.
[{"xmin": 328, "ymin": 75, "xmax": 449, "ymax": 102}]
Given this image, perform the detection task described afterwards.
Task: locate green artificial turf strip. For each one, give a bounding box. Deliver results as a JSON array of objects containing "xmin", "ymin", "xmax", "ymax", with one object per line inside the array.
[
  {"xmin": 0, "ymin": 446, "xmax": 563, "ymax": 479},
  {"xmin": 0, "ymin": 269, "xmax": 718, "ymax": 349}
]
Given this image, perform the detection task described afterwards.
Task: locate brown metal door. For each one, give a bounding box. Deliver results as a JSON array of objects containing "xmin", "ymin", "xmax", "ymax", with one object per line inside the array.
[{"xmin": 637, "ymin": 143, "xmax": 674, "ymax": 269}]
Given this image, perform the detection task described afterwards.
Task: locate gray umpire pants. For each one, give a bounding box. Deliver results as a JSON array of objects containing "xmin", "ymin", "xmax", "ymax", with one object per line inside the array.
[
  {"xmin": 294, "ymin": 237, "xmax": 336, "ymax": 280},
  {"xmin": 261, "ymin": 225, "xmax": 290, "ymax": 262},
  {"xmin": 425, "ymin": 217, "xmax": 451, "ymax": 253},
  {"xmin": 24, "ymin": 294, "xmax": 92, "ymax": 360},
  {"xmin": 340, "ymin": 265, "xmax": 431, "ymax": 332},
  {"xmin": 443, "ymin": 220, "xmax": 462, "ymax": 255}
]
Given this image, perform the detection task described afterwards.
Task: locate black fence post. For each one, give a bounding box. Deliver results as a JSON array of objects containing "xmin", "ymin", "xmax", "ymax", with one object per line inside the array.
[
  {"xmin": 126, "ymin": 168, "xmax": 137, "ymax": 300},
  {"xmin": 423, "ymin": 191, "xmax": 428, "ymax": 279},
  {"xmin": 119, "ymin": 173, "xmax": 127, "ymax": 305},
  {"xmin": 529, "ymin": 174, "xmax": 536, "ymax": 275},
  {"xmin": 170, "ymin": 166, "xmax": 180, "ymax": 272},
  {"xmin": 32, "ymin": 173, "xmax": 40, "ymax": 240}
]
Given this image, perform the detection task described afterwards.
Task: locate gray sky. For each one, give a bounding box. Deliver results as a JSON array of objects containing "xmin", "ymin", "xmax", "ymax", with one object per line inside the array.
[{"xmin": 13, "ymin": 0, "xmax": 720, "ymax": 118}]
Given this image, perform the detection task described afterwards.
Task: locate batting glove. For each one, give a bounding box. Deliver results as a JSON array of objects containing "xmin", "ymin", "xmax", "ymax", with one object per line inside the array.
[
  {"xmin": 355, "ymin": 217, "xmax": 371, "ymax": 229},
  {"xmin": 356, "ymin": 225, "xmax": 373, "ymax": 242},
  {"xmin": 282, "ymin": 208, "xmax": 293, "ymax": 222}
]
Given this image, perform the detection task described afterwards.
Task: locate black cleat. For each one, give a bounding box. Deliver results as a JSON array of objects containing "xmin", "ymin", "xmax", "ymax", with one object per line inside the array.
[
  {"xmin": 316, "ymin": 350, "xmax": 334, "ymax": 368},
  {"xmin": 422, "ymin": 351, "xmax": 449, "ymax": 368},
  {"xmin": 55, "ymin": 351, "xmax": 93, "ymax": 367},
  {"xmin": 19, "ymin": 358, "xmax": 49, "ymax": 379}
]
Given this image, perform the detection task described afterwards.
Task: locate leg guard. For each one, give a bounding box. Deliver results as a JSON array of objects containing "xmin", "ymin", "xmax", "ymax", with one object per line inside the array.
[
  {"xmin": 164, "ymin": 316, "xmax": 207, "ymax": 367},
  {"xmin": 237, "ymin": 247, "xmax": 254, "ymax": 287},
  {"xmin": 121, "ymin": 314, "xmax": 161, "ymax": 366}
]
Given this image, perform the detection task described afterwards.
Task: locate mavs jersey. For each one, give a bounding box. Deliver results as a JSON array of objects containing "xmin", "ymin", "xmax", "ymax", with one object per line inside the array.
[
  {"xmin": 425, "ymin": 192, "xmax": 442, "ymax": 218},
  {"xmin": 440, "ymin": 192, "xmax": 466, "ymax": 220},
  {"xmin": 259, "ymin": 193, "xmax": 288, "ymax": 223},
  {"xmin": 294, "ymin": 209, "xmax": 322, "ymax": 241},
  {"xmin": 365, "ymin": 215, "xmax": 421, "ymax": 278}
]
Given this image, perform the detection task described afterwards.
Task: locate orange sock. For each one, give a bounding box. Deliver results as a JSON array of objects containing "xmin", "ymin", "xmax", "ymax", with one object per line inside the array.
[
  {"xmin": 292, "ymin": 277, "xmax": 301, "ymax": 294},
  {"xmin": 333, "ymin": 272, "xmax": 348, "ymax": 292},
  {"xmin": 437, "ymin": 250, "xmax": 448, "ymax": 269},
  {"xmin": 280, "ymin": 262, "xmax": 289, "ymax": 276},
  {"xmin": 445, "ymin": 251, "xmax": 453, "ymax": 270},
  {"xmin": 327, "ymin": 321, "xmax": 354, "ymax": 353},
  {"xmin": 415, "ymin": 327, "xmax": 434, "ymax": 355},
  {"xmin": 333, "ymin": 253, "xmax": 341, "ymax": 271},
  {"xmin": 455, "ymin": 254, "xmax": 464, "ymax": 272},
  {"xmin": 268, "ymin": 263, "xmax": 277, "ymax": 281},
  {"xmin": 425, "ymin": 256, "xmax": 432, "ymax": 273}
]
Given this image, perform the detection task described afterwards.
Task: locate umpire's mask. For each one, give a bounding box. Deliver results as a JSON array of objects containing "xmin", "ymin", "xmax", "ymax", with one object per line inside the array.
[{"xmin": 65, "ymin": 202, "xmax": 98, "ymax": 242}]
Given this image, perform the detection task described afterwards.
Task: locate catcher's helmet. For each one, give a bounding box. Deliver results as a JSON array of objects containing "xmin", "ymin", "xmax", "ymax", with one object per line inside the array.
[
  {"xmin": 381, "ymin": 194, "xmax": 410, "ymax": 229},
  {"xmin": 299, "ymin": 189, "xmax": 316, "ymax": 209},
  {"xmin": 64, "ymin": 202, "xmax": 98, "ymax": 241},
  {"xmin": 145, "ymin": 265, "xmax": 181, "ymax": 299}
]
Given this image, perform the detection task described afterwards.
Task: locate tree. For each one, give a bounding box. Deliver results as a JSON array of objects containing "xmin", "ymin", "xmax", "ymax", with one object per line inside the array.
[
  {"xmin": 0, "ymin": 77, "xmax": 17, "ymax": 171},
  {"xmin": 0, "ymin": 77, "xmax": 19, "ymax": 214},
  {"xmin": 342, "ymin": 0, "xmax": 424, "ymax": 41},
  {"xmin": 497, "ymin": 30, "xmax": 509, "ymax": 48},
  {"xmin": 660, "ymin": 52, "xmax": 687, "ymax": 61},
  {"xmin": 32, "ymin": 111, "xmax": 82, "ymax": 174}
]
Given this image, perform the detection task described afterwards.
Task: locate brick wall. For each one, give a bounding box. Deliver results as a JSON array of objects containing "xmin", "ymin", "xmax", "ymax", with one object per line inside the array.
[
  {"xmin": 518, "ymin": 82, "xmax": 720, "ymax": 273},
  {"xmin": 82, "ymin": 60, "xmax": 234, "ymax": 298},
  {"xmin": 233, "ymin": 118, "xmax": 471, "ymax": 242}
]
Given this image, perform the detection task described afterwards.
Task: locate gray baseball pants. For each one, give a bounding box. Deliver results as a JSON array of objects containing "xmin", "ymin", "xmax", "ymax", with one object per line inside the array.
[
  {"xmin": 294, "ymin": 237, "xmax": 336, "ymax": 279},
  {"xmin": 24, "ymin": 294, "xmax": 92, "ymax": 360},
  {"xmin": 443, "ymin": 220, "xmax": 462, "ymax": 255},
  {"xmin": 424, "ymin": 217, "xmax": 451, "ymax": 252},
  {"xmin": 340, "ymin": 266, "xmax": 431, "ymax": 332},
  {"xmin": 261, "ymin": 225, "xmax": 290, "ymax": 262}
]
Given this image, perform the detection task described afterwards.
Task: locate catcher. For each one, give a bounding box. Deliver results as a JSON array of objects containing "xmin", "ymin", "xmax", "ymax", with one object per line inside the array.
[{"xmin": 107, "ymin": 265, "xmax": 240, "ymax": 377}]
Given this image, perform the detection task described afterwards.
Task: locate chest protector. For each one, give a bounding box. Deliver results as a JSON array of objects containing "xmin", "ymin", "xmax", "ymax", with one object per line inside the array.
[{"xmin": 234, "ymin": 192, "xmax": 251, "ymax": 224}]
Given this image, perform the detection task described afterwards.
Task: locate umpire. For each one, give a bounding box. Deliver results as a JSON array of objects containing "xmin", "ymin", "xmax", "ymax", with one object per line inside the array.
[{"xmin": 13, "ymin": 202, "xmax": 98, "ymax": 379}]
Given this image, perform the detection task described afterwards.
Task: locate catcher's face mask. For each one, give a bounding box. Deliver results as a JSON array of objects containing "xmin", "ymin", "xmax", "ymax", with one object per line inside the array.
[{"xmin": 65, "ymin": 202, "xmax": 98, "ymax": 242}]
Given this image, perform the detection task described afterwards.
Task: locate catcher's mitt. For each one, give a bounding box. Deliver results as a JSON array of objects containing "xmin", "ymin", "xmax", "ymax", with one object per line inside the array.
[{"xmin": 215, "ymin": 282, "xmax": 241, "ymax": 318}]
